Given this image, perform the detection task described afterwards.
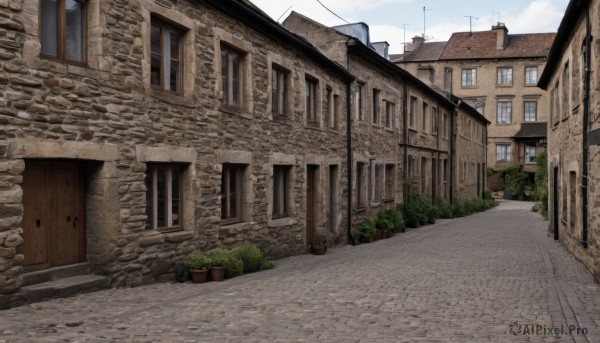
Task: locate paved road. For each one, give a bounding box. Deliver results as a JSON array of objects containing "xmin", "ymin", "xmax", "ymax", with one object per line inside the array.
[{"xmin": 1, "ymin": 201, "xmax": 599, "ymax": 342}]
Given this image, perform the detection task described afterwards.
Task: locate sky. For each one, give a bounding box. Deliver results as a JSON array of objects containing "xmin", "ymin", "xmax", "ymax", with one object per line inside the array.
[{"xmin": 251, "ymin": 0, "xmax": 570, "ymax": 54}]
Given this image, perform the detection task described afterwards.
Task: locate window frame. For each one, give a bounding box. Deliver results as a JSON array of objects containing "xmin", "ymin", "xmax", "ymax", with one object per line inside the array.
[
  {"xmin": 497, "ymin": 67, "xmax": 513, "ymax": 86},
  {"xmin": 271, "ymin": 64, "xmax": 289, "ymax": 117},
  {"xmin": 384, "ymin": 164, "xmax": 395, "ymax": 200},
  {"xmin": 356, "ymin": 82, "xmax": 364, "ymax": 121},
  {"xmin": 525, "ymin": 145, "xmax": 537, "ymax": 164},
  {"xmin": 221, "ymin": 164, "xmax": 244, "ymax": 224},
  {"xmin": 525, "ymin": 66, "xmax": 538, "ymax": 86},
  {"xmin": 145, "ymin": 164, "xmax": 184, "ymax": 231},
  {"xmin": 524, "ymin": 101, "xmax": 537, "ymax": 122},
  {"xmin": 461, "ymin": 68, "xmax": 477, "ymax": 87},
  {"xmin": 151, "ymin": 17, "xmax": 184, "ymax": 94},
  {"xmin": 422, "ymin": 102, "xmax": 429, "ymax": 132},
  {"xmin": 39, "ymin": 0, "xmax": 88, "ymax": 66},
  {"xmin": 356, "ymin": 162, "xmax": 366, "ymax": 208},
  {"xmin": 305, "ymin": 75, "xmax": 318, "ymax": 124},
  {"xmin": 409, "ymin": 96, "xmax": 418, "ymax": 130},
  {"xmin": 272, "ymin": 166, "xmax": 290, "ymax": 219},
  {"xmin": 431, "ymin": 107, "xmax": 438, "ymax": 135},
  {"xmin": 221, "ymin": 44, "xmax": 244, "ymax": 108},
  {"xmin": 385, "ymin": 101, "xmax": 393, "ymax": 129},
  {"xmin": 372, "ymin": 88, "xmax": 380, "ymax": 125},
  {"xmin": 496, "ymin": 144, "xmax": 511, "ymax": 162},
  {"xmin": 496, "ymin": 101, "xmax": 512, "ymax": 125}
]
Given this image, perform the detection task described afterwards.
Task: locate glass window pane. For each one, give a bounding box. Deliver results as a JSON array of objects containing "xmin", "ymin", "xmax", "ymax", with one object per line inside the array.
[
  {"xmin": 151, "ymin": 53, "xmax": 161, "ymax": 87},
  {"xmin": 151, "ymin": 24, "xmax": 161, "ymax": 54},
  {"xmin": 145, "ymin": 169, "xmax": 154, "ymax": 228},
  {"xmin": 232, "ymin": 54, "xmax": 239, "ymax": 106},
  {"xmin": 229, "ymin": 169, "xmax": 237, "ymax": 218},
  {"xmin": 170, "ymin": 32, "xmax": 179, "ymax": 60},
  {"xmin": 65, "ymin": 0, "xmax": 85, "ymax": 62},
  {"xmin": 156, "ymin": 169, "xmax": 165, "ymax": 228},
  {"xmin": 221, "ymin": 51, "xmax": 228, "ymax": 104},
  {"xmin": 220, "ymin": 169, "xmax": 227, "ymax": 219},
  {"xmin": 40, "ymin": 0, "xmax": 59, "ymax": 57},
  {"xmin": 169, "ymin": 60, "xmax": 179, "ymax": 92},
  {"xmin": 171, "ymin": 168, "xmax": 180, "ymax": 225}
]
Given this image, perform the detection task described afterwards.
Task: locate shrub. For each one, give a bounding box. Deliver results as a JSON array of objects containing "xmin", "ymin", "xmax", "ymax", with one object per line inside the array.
[
  {"xmin": 391, "ymin": 206, "xmax": 405, "ymax": 232},
  {"xmin": 211, "ymin": 249, "xmax": 243, "ymax": 278},
  {"xmin": 352, "ymin": 217, "xmax": 376, "ymax": 243},
  {"xmin": 257, "ymin": 256, "xmax": 275, "ymax": 270},
  {"xmin": 436, "ymin": 200, "xmax": 453, "ymax": 219},
  {"xmin": 375, "ymin": 208, "xmax": 394, "ymax": 230},
  {"xmin": 452, "ymin": 201, "xmax": 466, "ymax": 217},
  {"xmin": 483, "ymin": 189, "xmax": 493, "ymax": 200},
  {"xmin": 404, "ymin": 195, "xmax": 433, "ymax": 227},
  {"xmin": 233, "ymin": 244, "xmax": 262, "ymax": 273},
  {"xmin": 184, "ymin": 253, "xmax": 212, "ymax": 270}
]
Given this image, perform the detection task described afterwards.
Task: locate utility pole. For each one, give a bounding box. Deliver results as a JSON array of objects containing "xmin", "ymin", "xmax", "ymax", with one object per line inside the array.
[
  {"xmin": 464, "ymin": 15, "xmax": 478, "ymax": 36},
  {"xmin": 423, "ymin": 6, "xmax": 432, "ymax": 39}
]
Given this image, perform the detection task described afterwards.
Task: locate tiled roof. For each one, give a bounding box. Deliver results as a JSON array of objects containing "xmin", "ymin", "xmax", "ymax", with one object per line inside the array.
[
  {"xmin": 440, "ymin": 31, "xmax": 555, "ymax": 60},
  {"xmin": 402, "ymin": 41, "xmax": 447, "ymax": 62},
  {"xmin": 511, "ymin": 122, "xmax": 548, "ymax": 140}
]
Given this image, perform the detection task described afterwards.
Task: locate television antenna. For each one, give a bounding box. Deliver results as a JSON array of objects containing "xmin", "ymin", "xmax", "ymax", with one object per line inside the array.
[{"xmin": 423, "ymin": 6, "xmax": 433, "ymax": 39}]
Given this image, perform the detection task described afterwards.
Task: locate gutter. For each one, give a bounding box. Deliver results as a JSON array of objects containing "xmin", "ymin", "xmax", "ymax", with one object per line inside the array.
[
  {"xmin": 346, "ymin": 79, "xmax": 354, "ymax": 245},
  {"xmin": 581, "ymin": 8, "xmax": 591, "ymax": 248},
  {"xmin": 450, "ymin": 104, "xmax": 457, "ymax": 203},
  {"xmin": 402, "ymin": 83, "xmax": 409, "ymax": 204}
]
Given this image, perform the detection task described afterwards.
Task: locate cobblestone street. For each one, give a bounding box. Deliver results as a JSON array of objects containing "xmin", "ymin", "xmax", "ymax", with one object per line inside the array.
[{"xmin": 0, "ymin": 201, "xmax": 599, "ymax": 342}]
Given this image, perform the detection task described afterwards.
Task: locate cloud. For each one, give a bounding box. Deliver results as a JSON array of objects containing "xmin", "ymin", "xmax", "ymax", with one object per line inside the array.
[{"xmin": 502, "ymin": 0, "xmax": 563, "ymax": 33}]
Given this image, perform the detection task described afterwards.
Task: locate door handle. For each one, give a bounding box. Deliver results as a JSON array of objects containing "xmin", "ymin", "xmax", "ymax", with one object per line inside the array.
[
  {"xmin": 36, "ymin": 219, "xmax": 41, "ymax": 228},
  {"xmin": 73, "ymin": 216, "xmax": 79, "ymax": 229},
  {"xmin": 67, "ymin": 216, "xmax": 71, "ymax": 222}
]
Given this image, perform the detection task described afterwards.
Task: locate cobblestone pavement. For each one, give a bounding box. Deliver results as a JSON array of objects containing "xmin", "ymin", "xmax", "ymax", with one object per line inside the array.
[{"xmin": 1, "ymin": 201, "xmax": 599, "ymax": 342}]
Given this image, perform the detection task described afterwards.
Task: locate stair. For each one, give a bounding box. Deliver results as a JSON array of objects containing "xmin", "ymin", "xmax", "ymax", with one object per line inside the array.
[{"xmin": 1, "ymin": 263, "xmax": 109, "ymax": 309}]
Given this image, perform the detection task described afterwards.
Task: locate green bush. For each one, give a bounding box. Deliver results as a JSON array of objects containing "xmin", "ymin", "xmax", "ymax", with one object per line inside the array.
[
  {"xmin": 257, "ymin": 256, "xmax": 275, "ymax": 270},
  {"xmin": 376, "ymin": 208, "xmax": 394, "ymax": 230},
  {"xmin": 211, "ymin": 249, "xmax": 243, "ymax": 278},
  {"xmin": 404, "ymin": 195, "xmax": 434, "ymax": 227},
  {"xmin": 534, "ymin": 151, "xmax": 549, "ymax": 220},
  {"xmin": 233, "ymin": 244, "xmax": 262, "ymax": 273},
  {"xmin": 436, "ymin": 200, "xmax": 453, "ymax": 219},
  {"xmin": 391, "ymin": 205, "xmax": 405, "ymax": 232},
  {"xmin": 483, "ymin": 189, "xmax": 493, "ymax": 200},
  {"xmin": 183, "ymin": 253, "xmax": 212, "ymax": 270},
  {"xmin": 352, "ymin": 217, "xmax": 376, "ymax": 243},
  {"xmin": 452, "ymin": 201, "xmax": 466, "ymax": 217}
]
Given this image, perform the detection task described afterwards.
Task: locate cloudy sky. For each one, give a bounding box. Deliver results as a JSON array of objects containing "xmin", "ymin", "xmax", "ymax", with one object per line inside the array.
[{"xmin": 251, "ymin": 0, "xmax": 569, "ymax": 54}]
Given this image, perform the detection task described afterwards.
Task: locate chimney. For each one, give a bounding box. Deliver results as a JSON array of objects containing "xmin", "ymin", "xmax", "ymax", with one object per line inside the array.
[
  {"xmin": 412, "ymin": 36, "xmax": 425, "ymax": 49},
  {"xmin": 492, "ymin": 22, "xmax": 508, "ymax": 50}
]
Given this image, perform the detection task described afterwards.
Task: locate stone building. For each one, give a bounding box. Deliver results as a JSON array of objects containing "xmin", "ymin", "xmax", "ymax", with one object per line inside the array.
[
  {"xmin": 538, "ymin": 0, "xmax": 600, "ymax": 283},
  {"xmin": 283, "ymin": 12, "xmax": 489, "ymax": 219},
  {"xmin": 394, "ymin": 25, "xmax": 555, "ymax": 192},
  {"xmin": 0, "ymin": 0, "xmax": 356, "ymax": 305}
]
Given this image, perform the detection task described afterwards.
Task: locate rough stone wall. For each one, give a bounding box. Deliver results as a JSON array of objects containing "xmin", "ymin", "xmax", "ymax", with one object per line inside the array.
[
  {"xmin": 0, "ymin": 0, "xmax": 349, "ymax": 294},
  {"xmin": 546, "ymin": 0, "xmax": 600, "ymax": 282},
  {"xmin": 454, "ymin": 109, "xmax": 487, "ymax": 201}
]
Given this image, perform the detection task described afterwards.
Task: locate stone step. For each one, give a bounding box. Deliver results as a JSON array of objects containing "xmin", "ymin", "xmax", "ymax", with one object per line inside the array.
[
  {"xmin": 22, "ymin": 263, "xmax": 93, "ymax": 287},
  {"xmin": 6, "ymin": 274, "xmax": 109, "ymax": 308}
]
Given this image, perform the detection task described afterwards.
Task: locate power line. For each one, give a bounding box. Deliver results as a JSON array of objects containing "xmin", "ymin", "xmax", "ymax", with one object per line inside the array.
[
  {"xmin": 277, "ymin": 5, "xmax": 293, "ymax": 22},
  {"xmin": 315, "ymin": 0, "xmax": 349, "ymax": 24}
]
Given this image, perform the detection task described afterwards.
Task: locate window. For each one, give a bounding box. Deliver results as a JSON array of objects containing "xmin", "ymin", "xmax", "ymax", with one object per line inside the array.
[
  {"xmin": 461, "ymin": 68, "xmax": 477, "ymax": 87},
  {"xmin": 525, "ymin": 66, "xmax": 538, "ymax": 85},
  {"xmin": 221, "ymin": 165, "xmax": 243, "ymax": 222},
  {"xmin": 356, "ymin": 83, "xmax": 364, "ymax": 121},
  {"xmin": 385, "ymin": 164, "xmax": 394, "ymax": 199},
  {"xmin": 497, "ymin": 101, "xmax": 512, "ymax": 124},
  {"xmin": 372, "ymin": 89, "xmax": 380, "ymax": 125},
  {"xmin": 326, "ymin": 86, "xmax": 333, "ymax": 126},
  {"xmin": 331, "ymin": 94, "xmax": 339, "ymax": 129},
  {"xmin": 272, "ymin": 65, "xmax": 288, "ymax": 116},
  {"xmin": 524, "ymin": 101, "xmax": 537, "ymax": 122},
  {"xmin": 422, "ymin": 102, "xmax": 429, "ymax": 132},
  {"xmin": 496, "ymin": 144, "xmax": 511, "ymax": 162},
  {"xmin": 150, "ymin": 19, "xmax": 183, "ymax": 93},
  {"xmin": 475, "ymin": 103, "xmax": 484, "ymax": 115},
  {"xmin": 409, "ymin": 96, "xmax": 417, "ymax": 129},
  {"xmin": 431, "ymin": 107, "xmax": 438, "ymax": 134},
  {"xmin": 562, "ymin": 62, "xmax": 569, "ymax": 117},
  {"xmin": 497, "ymin": 67, "xmax": 513, "ymax": 86},
  {"xmin": 40, "ymin": 0, "xmax": 86, "ymax": 63},
  {"xmin": 272, "ymin": 166, "xmax": 290, "ymax": 218},
  {"xmin": 221, "ymin": 46, "xmax": 242, "ymax": 106},
  {"xmin": 551, "ymin": 81, "xmax": 560, "ymax": 125},
  {"xmin": 442, "ymin": 112, "xmax": 448, "ymax": 138},
  {"xmin": 145, "ymin": 165, "xmax": 182, "ymax": 230},
  {"xmin": 525, "ymin": 145, "xmax": 536, "ymax": 164},
  {"xmin": 385, "ymin": 101, "xmax": 393, "ymax": 128},
  {"xmin": 356, "ymin": 162, "xmax": 365, "ymax": 208},
  {"xmin": 305, "ymin": 76, "xmax": 318, "ymax": 123}
]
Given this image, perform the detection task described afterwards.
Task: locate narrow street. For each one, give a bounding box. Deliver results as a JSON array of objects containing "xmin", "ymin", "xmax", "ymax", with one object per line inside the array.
[{"xmin": 1, "ymin": 201, "xmax": 599, "ymax": 342}]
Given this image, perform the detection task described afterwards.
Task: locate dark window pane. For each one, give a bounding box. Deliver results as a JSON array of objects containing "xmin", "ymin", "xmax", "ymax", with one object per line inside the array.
[
  {"xmin": 170, "ymin": 60, "xmax": 179, "ymax": 93},
  {"xmin": 232, "ymin": 54, "xmax": 239, "ymax": 106},
  {"xmin": 170, "ymin": 32, "xmax": 179, "ymax": 60},
  {"xmin": 65, "ymin": 0, "xmax": 85, "ymax": 62},
  {"xmin": 40, "ymin": 0, "xmax": 59, "ymax": 57},
  {"xmin": 151, "ymin": 24, "xmax": 161, "ymax": 54},
  {"xmin": 221, "ymin": 51, "xmax": 228, "ymax": 104},
  {"xmin": 145, "ymin": 170, "xmax": 153, "ymax": 228},
  {"xmin": 171, "ymin": 169, "xmax": 180, "ymax": 225},
  {"xmin": 151, "ymin": 54, "xmax": 161, "ymax": 87},
  {"xmin": 156, "ymin": 169, "xmax": 165, "ymax": 228},
  {"xmin": 229, "ymin": 169, "xmax": 237, "ymax": 218}
]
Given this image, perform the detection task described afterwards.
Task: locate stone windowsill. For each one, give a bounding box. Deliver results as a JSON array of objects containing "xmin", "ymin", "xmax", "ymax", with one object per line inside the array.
[
  {"xmin": 268, "ymin": 216, "xmax": 297, "ymax": 227},
  {"xmin": 221, "ymin": 104, "xmax": 253, "ymax": 120},
  {"xmin": 150, "ymin": 89, "xmax": 197, "ymax": 108}
]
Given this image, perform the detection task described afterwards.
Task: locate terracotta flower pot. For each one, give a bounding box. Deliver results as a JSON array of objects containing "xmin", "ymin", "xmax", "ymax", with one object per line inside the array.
[
  {"xmin": 375, "ymin": 230, "xmax": 382, "ymax": 240},
  {"xmin": 209, "ymin": 266, "xmax": 226, "ymax": 282},
  {"xmin": 312, "ymin": 246, "xmax": 326, "ymax": 255},
  {"xmin": 189, "ymin": 269, "xmax": 208, "ymax": 284}
]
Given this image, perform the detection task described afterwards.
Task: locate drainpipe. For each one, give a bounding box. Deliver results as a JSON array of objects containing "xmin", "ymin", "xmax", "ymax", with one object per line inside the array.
[
  {"xmin": 346, "ymin": 80, "xmax": 354, "ymax": 245},
  {"xmin": 402, "ymin": 83, "xmax": 409, "ymax": 204},
  {"xmin": 581, "ymin": 8, "xmax": 591, "ymax": 249}
]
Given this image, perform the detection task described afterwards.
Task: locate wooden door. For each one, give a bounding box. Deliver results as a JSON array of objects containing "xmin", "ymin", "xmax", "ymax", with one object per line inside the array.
[
  {"xmin": 306, "ymin": 165, "xmax": 317, "ymax": 244},
  {"xmin": 22, "ymin": 161, "xmax": 86, "ymax": 272},
  {"xmin": 553, "ymin": 167, "xmax": 559, "ymax": 240},
  {"xmin": 328, "ymin": 165, "xmax": 337, "ymax": 233}
]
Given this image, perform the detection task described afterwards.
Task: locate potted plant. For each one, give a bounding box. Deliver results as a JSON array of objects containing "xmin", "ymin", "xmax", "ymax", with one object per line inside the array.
[
  {"xmin": 209, "ymin": 254, "xmax": 227, "ymax": 282},
  {"xmin": 375, "ymin": 209, "xmax": 393, "ymax": 239},
  {"xmin": 311, "ymin": 235, "xmax": 327, "ymax": 255},
  {"xmin": 184, "ymin": 253, "xmax": 212, "ymax": 284}
]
